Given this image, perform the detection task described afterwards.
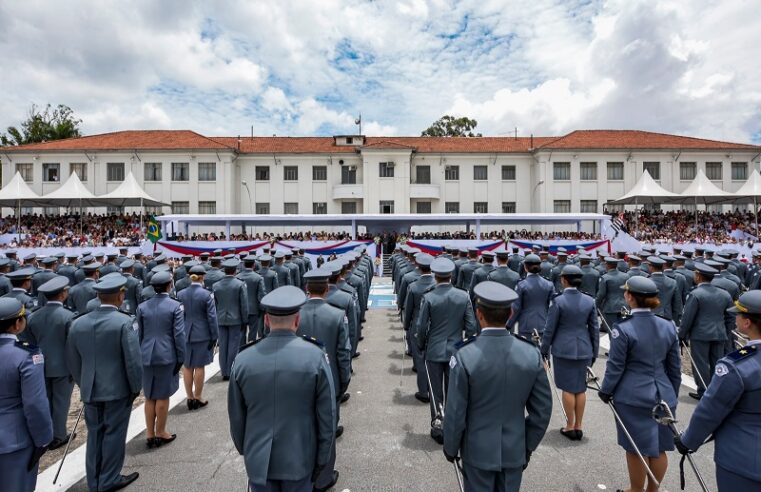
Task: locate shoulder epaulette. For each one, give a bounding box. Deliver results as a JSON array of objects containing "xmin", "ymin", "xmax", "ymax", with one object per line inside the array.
[
  {"xmin": 301, "ymin": 335, "xmax": 324, "ymax": 348},
  {"xmin": 30, "ymin": 305, "xmax": 43, "ymax": 313},
  {"xmin": 71, "ymin": 311, "xmax": 88, "ymax": 320},
  {"xmin": 239, "ymin": 337, "xmax": 264, "ymax": 352},
  {"xmin": 653, "ymin": 313, "xmax": 669, "ymax": 321},
  {"xmin": 513, "ymin": 333, "xmax": 536, "ymax": 346},
  {"xmin": 15, "ymin": 340, "xmax": 39, "ymax": 352},
  {"xmin": 117, "ymin": 309, "xmax": 133, "ymax": 317},
  {"xmin": 727, "ymin": 344, "xmax": 757, "ymax": 362},
  {"xmin": 455, "ymin": 335, "xmax": 477, "ymax": 349}
]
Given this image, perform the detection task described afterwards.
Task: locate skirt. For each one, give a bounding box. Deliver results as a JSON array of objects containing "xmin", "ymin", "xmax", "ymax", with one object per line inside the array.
[
  {"xmin": 553, "ymin": 357, "xmax": 591, "ymax": 394},
  {"xmin": 614, "ymin": 402, "xmax": 674, "ymax": 457},
  {"xmin": 143, "ymin": 363, "xmax": 178, "ymax": 400},
  {"xmin": 184, "ymin": 340, "xmax": 213, "ymax": 368}
]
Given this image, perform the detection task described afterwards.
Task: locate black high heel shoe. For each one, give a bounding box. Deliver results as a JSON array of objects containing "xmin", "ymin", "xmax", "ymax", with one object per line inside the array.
[
  {"xmin": 146, "ymin": 437, "xmax": 157, "ymax": 449},
  {"xmin": 195, "ymin": 400, "xmax": 208, "ymax": 409},
  {"xmin": 186, "ymin": 399, "xmax": 197, "ymax": 411},
  {"xmin": 560, "ymin": 428, "xmax": 577, "ymax": 440},
  {"xmin": 155, "ymin": 434, "xmax": 177, "ymax": 447}
]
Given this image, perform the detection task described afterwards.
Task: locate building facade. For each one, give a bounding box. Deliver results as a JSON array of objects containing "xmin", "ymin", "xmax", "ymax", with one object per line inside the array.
[{"xmin": 2, "ymin": 130, "xmax": 760, "ymax": 222}]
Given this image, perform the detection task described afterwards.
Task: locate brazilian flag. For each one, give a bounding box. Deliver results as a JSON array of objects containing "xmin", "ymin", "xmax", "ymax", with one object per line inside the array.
[{"xmin": 146, "ymin": 216, "xmax": 162, "ymax": 243}]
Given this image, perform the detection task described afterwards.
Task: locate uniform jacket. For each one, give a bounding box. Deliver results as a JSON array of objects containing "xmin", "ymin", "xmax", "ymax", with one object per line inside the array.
[
  {"xmin": 397, "ymin": 269, "xmax": 421, "ymax": 312},
  {"xmin": 650, "ymin": 272, "xmax": 683, "ymax": 323},
  {"xmin": 136, "ymin": 293, "xmax": 187, "ymax": 366},
  {"xmin": 679, "ymin": 283, "xmax": 735, "ymax": 341},
  {"xmin": 540, "ymin": 289, "xmax": 599, "ymax": 360},
  {"xmin": 712, "ymin": 276, "xmax": 740, "ymax": 301},
  {"xmin": 212, "ymin": 276, "xmax": 249, "ymax": 326},
  {"xmin": 414, "ymin": 283, "xmax": 477, "ymax": 362},
  {"xmin": 596, "ymin": 269, "xmax": 628, "ymax": 314},
  {"xmin": 327, "ymin": 285, "xmax": 359, "ymax": 343},
  {"xmin": 123, "ymin": 274, "xmax": 143, "ymax": 315},
  {"xmin": 204, "ymin": 267, "xmax": 225, "ymax": 290},
  {"xmin": 507, "ymin": 274, "xmax": 554, "ymax": 335},
  {"xmin": 258, "ymin": 267, "xmax": 279, "ymax": 294},
  {"xmin": 26, "ymin": 302, "xmax": 75, "ymax": 378},
  {"xmin": 298, "ymin": 298, "xmax": 351, "ymax": 394},
  {"xmin": 469, "ymin": 264, "xmax": 495, "ymax": 302},
  {"xmin": 579, "ymin": 265, "xmax": 600, "ymax": 296},
  {"xmin": 403, "ymin": 275, "xmax": 436, "ymax": 332},
  {"xmin": 177, "ymin": 283, "xmax": 219, "ymax": 343},
  {"xmin": 487, "ymin": 265, "xmax": 520, "ymax": 290},
  {"xmin": 67, "ymin": 279, "xmax": 97, "ymax": 314},
  {"xmin": 456, "ymin": 260, "xmax": 479, "ymax": 291},
  {"xmin": 236, "ymin": 269, "xmax": 266, "ymax": 317},
  {"xmin": 272, "ymin": 264, "xmax": 292, "ymax": 287},
  {"xmin": 284, "ymin": 261, "xmax": 301, "ymax": 287}
]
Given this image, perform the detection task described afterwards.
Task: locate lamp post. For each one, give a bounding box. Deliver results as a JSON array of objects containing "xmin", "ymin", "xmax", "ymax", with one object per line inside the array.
[{"xmin": 242, "ymin": 181, "xmax": 253, "ymax": 237}]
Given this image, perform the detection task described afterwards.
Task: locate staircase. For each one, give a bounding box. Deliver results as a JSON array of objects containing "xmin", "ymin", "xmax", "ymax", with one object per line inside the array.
[{"xmin": 382, "ymin": 253, "xmax": 392, "ymax": 276}]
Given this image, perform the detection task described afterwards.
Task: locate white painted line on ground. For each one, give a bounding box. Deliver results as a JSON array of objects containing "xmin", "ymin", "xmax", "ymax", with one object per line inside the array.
[{"xmin": 38, "ymin": 355, "xmax": 222, "ymax": 492}]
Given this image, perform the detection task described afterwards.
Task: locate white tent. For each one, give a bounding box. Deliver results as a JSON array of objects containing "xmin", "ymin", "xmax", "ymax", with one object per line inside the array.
[
  {"xmin": 41, "ymin": 172, "xmax": 106, "ymax": 207},
  {"xmin": 731, "ymin": 170, "xmax": 761, "ymax": 233},
  {"xmin": 607, "ymin": 171, "xmax": 680, "ymax": 205},
  {"xmin": 0, "ymin": 172, "xmax": 46, "ymax": 207},
  {"xmin": 97, "ymin": 172, "xmax": 168, "ymax": 207},
  {"xmin": 666, "ymin": 169, "xmax": 736, "ymax": 205}
]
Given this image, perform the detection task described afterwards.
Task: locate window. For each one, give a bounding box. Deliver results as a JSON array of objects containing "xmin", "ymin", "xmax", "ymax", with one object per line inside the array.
[
  {"xmin": 172, "ymin": 201, "xmax": 189, "ymax": 214},
  {"xmin": 70, "ymin": 163, "xmax": 87, "ymax": 181},
  {"xmin": 255, "ymin": 203, "xmax": 270, "ymax": 214},
  {"xmin": 171, "ymin": 162, "xmax": 189, "ymax": 181},
  {"xmin": 553, "ymin": 162, "xmax": 570, "ymax": 181},
  {"xmin": 341, "ymin": 165, "xmax": 357, "ymax": 184},
  {"xmin": 580, "ymin": 162, "xmax": 597, "ymax": 181},
  {"xmin": 312, "ymin": 166, "xmax": 327, "ymax": 181},
  {"xmin": 312, "ymin": 202, "xmax": 327, "ymax": 214},
  {"xmin": 502, "ymin": 202, "xmax": 516, "ymax": 213},
  {"xmin": 501, "ymin": 165, "xmax": 516, "ymax": 180},
  {"xmin": 445, "ymin": 202, "xmax": 460, "ymax": 214},
  {"xmin": 416, "ymin": 201, "xmax": 431, "ymax": 214},
  {"xmin": 680, "ymin": 162, "xmax": 696, "ymax": 180},
  {"xmin": 554, "ymin": 200, "xmax": 571, "ymax": 213},
  {"xmin": 255, "ymin": 166, "xmax": 270, "ymax": 181},
  {"xmin": 284, "ymin": 202, "xmax": 298, "ymax": 214},
  {"xmin": 199, "ymin": 201, "xmax": 216, "ymax": 214},
  {"xmin": 106, "ymin": 206, "xmax": 123, "ymax": 215},
  {"xmin": 473, "ymin": 165, "xmax": 488, "ymax": 181},
  {"xmin": 43, "ymin": 163, "xmax": 60, "ymax": 182},
  {"xmin": 16, "ymin": 163, "xmax": 33, "ymax": 182},
  {"xmin": 284, "ymin": 166, "xmax": 298, "ymax": 181},
  {"xmin": 643, "ymin": 162, "xmax": 660, "ymax": 180},
  {"xmin": 198, "ymin": 162, "xmax": 216, "ymax": 181},
  {"xmin": 341, "ymin": 202, "xmax": 357, "ymax": 214},
  {"xmin": 380, "ymin": 200, "xmax": 394, "ymax": 214},
  {"xmin": 607, "ymin": 162, "xmax": 624, "ymax": 180},
  {"xmin": 474, "ymin": 202, "xmax": 488, "ymax": 213},
  {"xmin": 732, "ymin": 162, "xmax": 748, "ymax": 181},
  {"xmin": 144, "ymin": 162, "xmax": 162, "ymax": 182},
  {"xmin": 706, "ymin": 162, "xmax": 722, "ymax": 180},
  {"xmin": 415, "ymin": 165, "xmax": 431, "ymax": 184},
  {"xmin": 379, "ymin": 162, "xmax": 395, "ymax": 178},
  {"xmin": 445, "ymin": 165, "xmax": 459, "ymax": 181},
  {"xmin": 580, "ymin": 200, "xmax": 598, "ymax": 213},
  {"xmin": 346, "ymin": 137, "xmax": 353, "ymax": 144},
  {"xmin": 107, "ymin": 162, "xmax": 124, "ymax": 182}
]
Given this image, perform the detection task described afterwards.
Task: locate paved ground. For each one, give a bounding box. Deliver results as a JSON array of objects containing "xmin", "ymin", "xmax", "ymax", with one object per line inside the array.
[{"xmin": 68, "ymin": 277, "xmax": 719, "ymax": 491}]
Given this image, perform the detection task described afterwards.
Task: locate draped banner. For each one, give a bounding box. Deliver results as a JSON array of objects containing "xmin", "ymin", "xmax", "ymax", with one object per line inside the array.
[
  {"xmin": 157, "ymin": 240, "xmax": 270, "ymax": 256},
  {"xmin": 403, "ymin": 240, "xmax": 505, "ymax": 255},
  {"xmin": 507, "ymin": 239, "xmax": 611, "ymax": 254},
  {"xmin": 275, "ymin": 240, "xmax": 373, "ymax": 256}
]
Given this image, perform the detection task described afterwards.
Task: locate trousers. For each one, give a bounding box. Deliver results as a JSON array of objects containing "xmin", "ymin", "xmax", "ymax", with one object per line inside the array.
[
  {"xmin": 219, "ymin": 325, "xmax": 242, "ymax": 377},
  {"xmin": 84, "ymin": 397, "xmax": 132, "ymax": 492},
  {"xmin": 47, "ymin": 375, "xmax": 74, "ymax": 440},
  {"xmin": 462, "ymin": 463, "xmax": 523, "ymax": 492},
  {"xmin": 690, "ymin": 341, "xmax": 725, "ymax": 394}
]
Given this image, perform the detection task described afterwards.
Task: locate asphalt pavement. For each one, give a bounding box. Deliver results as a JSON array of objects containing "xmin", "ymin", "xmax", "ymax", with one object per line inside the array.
[{"xmin": 68, "ymin": 277, "xmax": 718, "ymax": 491}]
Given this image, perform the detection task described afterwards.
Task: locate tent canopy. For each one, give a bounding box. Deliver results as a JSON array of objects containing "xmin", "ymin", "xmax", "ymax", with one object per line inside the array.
[
  {"xmin": 608, "ymin": 171, "xmax": 680, "ymax": 205},
  {"xmin": 732, "ymin": 170, "xmax": 761, "ymax": 201},
  {"xmin": 40, "ymin": 172, "xmax": 106, "ymax": 207},
  {"xmin": 665, "ymin": 169, "xmax": 735, "ymax": 205},
  {"xmin": 0, "ymin": 172, "xmax": 46, "ymax": 207},
  {"xmin": 97, "ymin": 172, "xmax": 169, "ymax": 207}
]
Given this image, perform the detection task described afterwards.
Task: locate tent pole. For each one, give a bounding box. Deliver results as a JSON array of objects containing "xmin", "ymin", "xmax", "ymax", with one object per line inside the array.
[
  {"xmin": 80, "ymin": 198, "xmax": 83, "ymax": 237},
  {"xmin": 755, "ymin": 197, "xmax": 758, "ymax": 238},
  {"xmin": 694, "ymin": 197, "xmax": 698, "ymax": 236},
  {"xmin": 17, "ymin": 199, "xmax": 21, "ymax": 243},
  {"xmin": 140, "ymin": 197, "xmax": 144, "ymax": 238}
]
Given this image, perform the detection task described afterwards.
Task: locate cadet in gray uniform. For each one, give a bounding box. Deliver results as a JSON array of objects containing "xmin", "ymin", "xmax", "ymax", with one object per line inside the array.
[
  {"xmin": 65, "ymin": 274, "xmax": 143, "ymax": 492},
  {"xmin": 120, "ymin": 259, "xmax": 143, "ymax": 315},
  {"xmin": 596, "ymin": 256, "xmax": 629, "ymax": 333},
  {"xmin": 33, "ymin": 257, "xmax": 58, "ymax": 305},
  {"xmin": 0, "ymin": 298, "xmax": 53, "ymax": 492},
  {"xmin": 57, "ymin": 253, "xmax": 80, "ymax": 286},
  {"xmin": 236, "ymin": 257, "xmax": 266, "ymax": 342},
  {"xmin": 415, "ymin": 257, "xmax": 477, "ymax": 444},
  {"xmin": 325, "ymin": 261, "xmax": 360, "ymax": 375},
  {"xmin": 456, "ymin": 248, "xmax": 480, "ymax": 291},
  {"xmin": 647, "ymin": 256, "xmax": 682, "ymax": 324},
  {"xmin": 469, "ymin": 250, "xmax": 496, "ymax": 302},
  {"xmin": 299, "ymin": 270, "xmax": 351, "ymax": 490},
  {"xmin": 443, "ymin": 281, "xmax": 552, "ymax": 492},
  {"xmin": 257, "ymin": 255, "xmax": 279, "ymax": 295},
  {"xmin": 397, "ymin": 252, "xmax": 423, "ymax": 314},
  {"xmin": 578, "ymin": 254, "xmax": 601, "ymax": 296},
  {"xmin": 68, "ymin": 262, "xmax": 100, "ymax": 313},
  {"xmin": 136, "ymin": 271, "xmax": 186, "ymax": 449},
  {"xmin": 676, "ymin": 290, "xmax": 761, "ymax": 491},
  {"xmin": 507, "ymin": 255, "xmax": 554, "ymax": 338},
  {"xmin": 0, "ymin": 258, "xmax": 12, "ymax": 297},
  {"xmin": 487, "ymin": 248, "xmax": 520, "ymax": 290},
  {"xmin": 204, "ymin": 256, "xmax": 225, "ymax": 290},
  {"xmin": 213, "ymin": 259, "xmax": 249, "ymax": 380},
  {"xmin": 228, "ymin": 286, "xmax": 336, "ymax": 492},
  {"xmin": 403, "ymin": 254, "xmax": 436, "ymax": 403},
  {"xmin": 26, "ymin": 276, "xmax": 76, "ymax": 450},
  {"xmin": 283, "ymin": 251, "xmax": 302, "ymax": 288},
  {"xmin": 679, "ymin": 263, "xmax": 735, "ymax": 400},
  {"xmin": 272, "ymin": 251, "xmax": 293, "ymax": 287}
]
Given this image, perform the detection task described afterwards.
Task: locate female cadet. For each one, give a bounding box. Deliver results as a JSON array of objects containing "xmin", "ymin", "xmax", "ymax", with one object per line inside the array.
[
  {"xmin": 598, "ymin": 276, "xmax": 681, "ymax": 492},
  {"xmin": 540, "ymin": 265, "xmax": 599, "ymax": 440},
  {"xmin": 177, "ymin": 265, "xmax": 218, "ymax": 411},
  {"xmin": 675, "ymin": 289, "xmax": 761, "ymax": 491},
  {"xmin": 0, "ymin": 298, "xmax": 53, "ymax": 492},
  {"xmin": 136, "ymin": 271, "xmax": 186, "ymax": 448}
]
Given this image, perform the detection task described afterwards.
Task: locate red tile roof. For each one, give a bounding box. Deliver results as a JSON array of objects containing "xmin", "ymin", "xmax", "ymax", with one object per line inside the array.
[{"xmin": 3, "ymin": 129, "xmax": 758, "ymax": 154}]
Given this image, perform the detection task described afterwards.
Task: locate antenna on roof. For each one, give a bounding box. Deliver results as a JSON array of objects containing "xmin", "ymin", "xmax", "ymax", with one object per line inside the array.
[
  {"xmin": 514, "ymin": 127, "xmax": 518, "ymax": 140},
  {"xmin": 251, "ymin": 126, "xmax": 253, "ymax": 139},
  {"xmin": 237, "ymin": 135, "xmax": 241, "ymax": 151},
  {"xmin": 354, "ymin": 113, "xmax": 362, "ymax": 135},
  {"xmin": 530, "ymin": 133, "xmax": 533, "ymax": 149}
]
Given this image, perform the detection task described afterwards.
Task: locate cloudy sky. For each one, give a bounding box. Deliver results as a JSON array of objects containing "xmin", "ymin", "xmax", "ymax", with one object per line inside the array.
[{"xmin": 1, "ymin": 0, "xmax": 759, "ymax": 142}]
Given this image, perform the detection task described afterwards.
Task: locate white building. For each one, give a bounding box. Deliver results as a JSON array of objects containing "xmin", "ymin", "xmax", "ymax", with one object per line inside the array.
[{"xmin": 2, "ymin": 129, "xmax": 760, "ymax": 232}]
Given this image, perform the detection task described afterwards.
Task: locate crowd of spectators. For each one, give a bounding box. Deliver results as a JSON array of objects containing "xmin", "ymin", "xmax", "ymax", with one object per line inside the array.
[
  {"xmin": 0, "ymin": 213, "xmax": 144, "ymax": 248},
  {"xmin": 614, "ymin": 209, "xmax": 759, "ymax": 245}
]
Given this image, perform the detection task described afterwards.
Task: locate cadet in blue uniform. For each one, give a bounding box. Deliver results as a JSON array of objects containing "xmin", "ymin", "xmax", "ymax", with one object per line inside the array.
[
  {"xmin": 65, "ymin": 274, "xmax": 143, "ymax": 492},
  {"xmin": 213, "ymin": 259, "xmax": 249, "ymax": 380},
  {"xmin": 415, "ymin": 257, "xmax": 477, "ymax": 444},
  {"xmin": 0, "ymin": 298, "xmax": 53, "ymax": 492},
  {"xmin": 678, "ymin": 263, "xmax": 735, "ymax": 399},
  {"xmin": 228, "ymin": 286, "xmax": 336, "ymax": 492},
  {"xmin": 27, "ymin": 276, "xmax": 77, "ymax": 449},
  {"xmin": 598, "ymin": 276, "xmax": 681, "ymax": 492},
  {"xmin": 136, "ymin": 271, "xmax": 186, "ymax": 448},
  {"xmin": 540, "ymin": 265, "xmax": 599, "ymax": 440},
  {"xmin": 178, "ymin": 265, "xmax": 218, "ymax": 411},
  {"xmin": 675, "ymin": 290, "xmax": 761, "ymax": 491},
  {"xmin": 507, "ymin": 254, "xmax": 554, "ymax": 338},
  {"xmin": 487, "ymin": 248, "xmax": 520, "ymax": 290},
  {"xmin": 443, "ymin": 281, "xmax": 552, "ymax": 492}
]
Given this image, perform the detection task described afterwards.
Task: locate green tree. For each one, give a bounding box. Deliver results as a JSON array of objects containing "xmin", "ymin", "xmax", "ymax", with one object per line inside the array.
[
  {"xmin": 1, "ymin": 104, "xmax": 82, "ymax": 146},
  {"xmin": 421, "ymin": 115, "xmax": 482, "ymax": 137}
]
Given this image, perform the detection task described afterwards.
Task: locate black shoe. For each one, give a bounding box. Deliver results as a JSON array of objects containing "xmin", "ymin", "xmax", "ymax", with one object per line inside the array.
[
  {"xmin": 352, "ymin": 352, "xmax": 360, "ymax": 359},
  {"xmin": 314, "ymin": 470, "xmax": 339, "ymax": 492},
  {"xmin": 222, "ymin": 376, "xmax": 230, "ymax": 381},
  {"xmin": 430, "ymin": 429, "xmax": 444, "ymax": 445},
  {"xmin": 49, "ymin": 433, "xmax": 75, "ymax": 450},
  {"xmin": 340, "ymin": 393, "xmax": 350, "ymax": 403},
  {"xmin": 146, "ymin": 437, "xmax": 157, "ymax": 449},
  {"xmin": 412, "ymin": 366, "xmax": 417, "ymax": 373},
  {"xmin": 186, "ymin": 399, "xmax": 197, "ymax": 411},
  {"xmin": 196, "ymin": 399, "xmax": 209, "ymax": 409},
  {"xmin": 336, "ymin": 426, "xmax": 344, "ymax": 438},
  {"xmin": 101, "ymin": 472, "xmax": 139, "ymax": 492},
  {"xmin": 359, "ymin": 336, "xmax": 364, "ymax": 341},
  {"xmin": 689, "ymin": 392, "xmax": 702, "ymax": 400},
  {"xmin": 575, "ymin": 430, "xmax": 583, "ymax": 441},
  {"xmin": 414, "ymin": 392, "xmax": 430, "ymax": 403},
  {"xmin": 560, "ymin": 428, "xmax": 576, "ymax": 441},
  {"xmin": 155, "ymin": 434, "xmax": 177, "ymax": 447}
]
